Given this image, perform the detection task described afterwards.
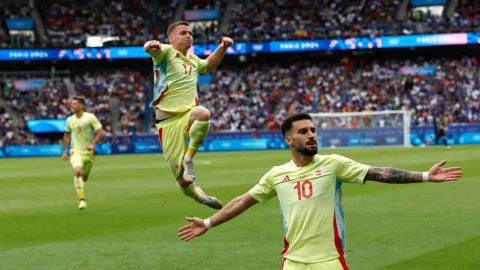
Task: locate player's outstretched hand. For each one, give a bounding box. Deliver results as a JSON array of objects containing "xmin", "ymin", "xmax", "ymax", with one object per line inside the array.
[
  {"xmin": 220, "ymin": 37, "xmax": 234, "ymax": 49},
  {"xmin": 61, "ymin": 152, "xmax": 68, "ymax": 161},
  {"xmin": 144, "ymin": 40, "xmax": 162, "ymax": 57},
  {"xmin": 178, "ymin": 217, "xmax": 208, "ymax": 241},
  {"xmin": 428, "ymin": 160, "xmax": 463, "ymax": 182}
]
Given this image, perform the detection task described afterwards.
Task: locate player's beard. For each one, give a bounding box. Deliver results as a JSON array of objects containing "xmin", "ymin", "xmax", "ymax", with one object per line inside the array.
[{"xmin": 296, "ymin": 143, "xmax": 317, "ymax": 156}]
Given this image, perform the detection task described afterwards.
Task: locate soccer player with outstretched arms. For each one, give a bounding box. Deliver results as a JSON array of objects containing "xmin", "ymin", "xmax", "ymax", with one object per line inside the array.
[{"xmin": 178, "ymin": 113, "xmax": 462, "ymax": 270}]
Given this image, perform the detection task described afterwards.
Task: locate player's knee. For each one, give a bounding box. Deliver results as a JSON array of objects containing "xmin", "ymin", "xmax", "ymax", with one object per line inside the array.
[
  {"xmin": 74, "ymin": 169, "xmax": 82, "ymax": 177},
  {"xmin": 192, "ymin": 106, "xmax": 210, "ymax": 121},
  {"xmin": 176, "ymin": 177, "xmax": 192, "ymax": 188}
]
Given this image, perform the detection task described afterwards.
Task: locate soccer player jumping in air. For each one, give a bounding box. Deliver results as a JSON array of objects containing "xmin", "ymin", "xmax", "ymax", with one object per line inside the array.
[
  {"xmin": 178, "ymin": 113, "xmax": 463, "ymax": 270},
  {"xmin": 62, "ymin": 97, "xmax": 105, "ymax": 210},
  {"xmin": 144, "ymin": 21, "xmax": 233, "ymax": 209}
]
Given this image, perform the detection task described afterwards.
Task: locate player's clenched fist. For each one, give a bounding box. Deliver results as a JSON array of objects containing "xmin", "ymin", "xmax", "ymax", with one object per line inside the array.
[
  {"xmin": 144, "ymin": 40, "xmax": 162, "ymax": 56},
  {"xmin": 220, "ymin": 37, "xmax": 234, "ymax": 49}
]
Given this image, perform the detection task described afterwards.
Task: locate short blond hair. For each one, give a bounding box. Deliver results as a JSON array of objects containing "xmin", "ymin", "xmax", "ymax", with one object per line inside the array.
[{"xmin": 167, "ymin": 21, "xmax": 190, "ymax": 36}]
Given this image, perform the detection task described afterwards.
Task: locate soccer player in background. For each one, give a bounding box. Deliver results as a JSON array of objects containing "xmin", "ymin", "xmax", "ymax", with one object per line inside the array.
[
  {"xmin": 62, "ymin": 97, "xmax": 105, "ymax": 210},
  {"xmin": 143, "ymin": 21, "xmax": 233, "ymax": 209},
  {"xmin": 434, "ymin": 114, "xmax": 450, "ymax": 148},
  {"xmin": 178, "ymin": 113, "xmax": 463, "ymax": 270}
]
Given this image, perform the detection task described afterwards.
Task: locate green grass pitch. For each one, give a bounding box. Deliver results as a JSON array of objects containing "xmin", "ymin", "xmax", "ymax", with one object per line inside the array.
[{"xmin": 1, "ymin": 146, "xmax": 479, "ymax": 269}]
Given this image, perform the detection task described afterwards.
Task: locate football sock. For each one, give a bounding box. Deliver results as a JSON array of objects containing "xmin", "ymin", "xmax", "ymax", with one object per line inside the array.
[
  {"xmin": 178, "ymin": 183, "xmax": 206, "ymax": 202},
  {"xmin": 185, "ymin": 120, "xmax": 210, "ymax": 159},
  {"xmin": 74, "ymin": 176, "xmax": 85, "ymax": 201}
]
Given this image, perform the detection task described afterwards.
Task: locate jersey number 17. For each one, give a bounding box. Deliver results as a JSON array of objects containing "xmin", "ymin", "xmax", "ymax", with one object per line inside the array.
[{"xmin": 182, "ymin": 63, "xmax": 192, "ymax": 75}]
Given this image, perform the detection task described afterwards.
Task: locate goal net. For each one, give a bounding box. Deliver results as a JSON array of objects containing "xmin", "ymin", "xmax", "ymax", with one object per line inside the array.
[{"xmin": 310, "ymin": 110, "xmax": 412, "ymax": 147}]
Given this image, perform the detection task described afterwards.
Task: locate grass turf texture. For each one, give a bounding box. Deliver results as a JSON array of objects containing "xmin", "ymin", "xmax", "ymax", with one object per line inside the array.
[{"xmin": 0, "ymin": 146, "xmax": 479, "ymax": 269}]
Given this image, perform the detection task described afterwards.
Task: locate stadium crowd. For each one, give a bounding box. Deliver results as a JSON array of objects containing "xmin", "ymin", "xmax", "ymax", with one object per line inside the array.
[
  {"xmin": 225, "ymin": 0, "xmax": 393, "ymax": 41},
  {"xmin": 0, "ymin": 70, "xmax": 148, "ymax": 145},
  {"xmin": 3, "ymin": 55, "xmax": 479, "ymax": 146},
  {"xmin": 39, "ymin": 0, "xmax": 150, "ymax": 47},
  {"xmin": 224, "ymin": 0, "xmax": 480, "ymax": 42},
  {"xmin": 72, "ymin": 70, "xmax": 148, "ymax": 137},
  {"xmin": 203, "ymin": 56, "xmax": 480, "ymax": 132},
  {"xmin": 1, "ymin": 0, "xmax": 480, "ymax": 47},
  {"xmin": 0, "ymin": 0, "xmax": 35, "ymax": 47}
]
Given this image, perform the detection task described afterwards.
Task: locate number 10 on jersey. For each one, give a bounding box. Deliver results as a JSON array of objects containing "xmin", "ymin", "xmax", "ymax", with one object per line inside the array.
[{"xmin": 294, "ymin": 180, "xmax": 313, "ymax": 200}]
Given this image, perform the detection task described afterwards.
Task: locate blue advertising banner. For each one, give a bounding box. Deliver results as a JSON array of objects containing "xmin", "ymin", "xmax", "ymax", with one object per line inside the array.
[
  {"xmin": 400, "ymin": 66, "xmax": 436, "ymax": 75},
  {"xmin": 0, "ymin": 47, "xmax": 149, "ymax": 61},
  {"xmin": 411, "ymin": 124, "xmax": 480, "ymax": 145},
  {"xmin": 410, "ymin": 0, "xmax": 445, "ymax": 7},
  {"xmin": 1, "ymin": 125, "xmax": 479, "ymax": 158},
  {"xmin": 13, "ymin": 79, "xmax": 47, "ymax": 91},
  {"xmin": 134, "ymin": 141, "xmax": 162, "ymax": 153},
  {"xmin": 184, "ymin": 9, "xmax": 220, "ymax": 21},
  {"xmin": 317, "ymin": 127, "xmax": 405, "ymax": 147},
  {"xmin": 6, "ymin": 19, "xmax": 34, "ymax": 30},
  {"xmin": 270, "ymin": 40, "xmax": 332, "ymax": 52},
  {"xmin": 379, "ymin": 33, "xmax": 467, "ymax": 48},
  {"xmin": 0, "ymin": 49, "xmax": 61, "ymax": 60},
  {"xmin": 4, "ymin": 144, "xmax": 63, "ymax": 157},
  {"xmin": 111, "ymin": 143, "xmax": 136, "ymax": 154},
  {"xmin": 2, "ymin": 143, "xmax": 112, "ymax": 157},
  {"xmin": 57, "ymin": 47, "xmax": 148, "ymax": 60},
  {"xmin": 458, "ymin": 132, "xmax": 480, "ymax": 144},
  {"xmin": 194, "ymin": 42, "xmax": 247, "ymax": 55},
  {"xmin": 1, "ymin": 32, "xmax": 480, "ymax": 61},
  {"xmin": 27, "ymin": 119, "xmax": 66, "ymax": 133},
  {"xmin": 96, "ymin": 143, "xmax": 112, "ymax": 155},
  {"xmin": 197, "ymin": 74, "xmax": 213, "ymax": 85},
  {"xmin": 205, "ymin": 138, "xmax": 270, "ymax": 151}
]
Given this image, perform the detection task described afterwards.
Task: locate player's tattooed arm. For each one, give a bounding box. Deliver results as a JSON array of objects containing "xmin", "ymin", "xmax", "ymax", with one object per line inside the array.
[
  {"xmin": 364, "ymin": 160, "xmax": 462, "ymax": 184},
  {"xmin": 365, "ymin": 167, "xmax": 422, "ymax": 184}
]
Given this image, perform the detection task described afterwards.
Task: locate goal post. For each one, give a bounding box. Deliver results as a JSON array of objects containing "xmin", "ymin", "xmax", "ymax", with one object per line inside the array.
[{"xmin": 310, "ymin": 110, "xmax": 413, "ymax": 147}]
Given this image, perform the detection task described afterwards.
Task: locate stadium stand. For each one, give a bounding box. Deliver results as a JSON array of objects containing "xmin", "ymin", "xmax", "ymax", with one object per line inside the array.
[
  {"xmin": 0, "ymin": 0, "xmax": 35, "ymax": 48},
  {"xmin": 38, "ymin": 0, "xmax": 150, "ymax": 47},
  {"xmin": 203, "ymin": 56, "xmax": 480, "ymax": 131},
  {"xmin": 2, "ymin": 0, "xmax": 480, "ymax": 48},
  {"xmin": 0, "ymin": 69, "xmax": 148, "ymax": 146},
  {"xmin": 1, "ymin": 0, "xmax": 480, "ymax": 146},
  {"xmin": 153, "ymin": 0, "xmax": 177, "ymax": 44},
  {"xmin": 2, "ymin": 54, "xmax": 479, "ymax": 145}
]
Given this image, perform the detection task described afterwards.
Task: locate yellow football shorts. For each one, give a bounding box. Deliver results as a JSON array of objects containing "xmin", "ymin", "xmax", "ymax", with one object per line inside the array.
[
  {"xmin": 281, "ymin": 258, "xmax": 348, "ymax": 270},
  {"xmin": 156, "ymin": 109, "xmax": 192, "ymax": 179},
  {"xmin": 69, "ymin": 150, "xmax": 94, "ymax": 177}
]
